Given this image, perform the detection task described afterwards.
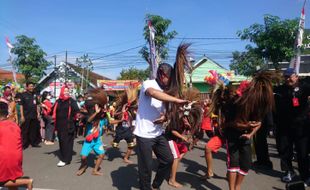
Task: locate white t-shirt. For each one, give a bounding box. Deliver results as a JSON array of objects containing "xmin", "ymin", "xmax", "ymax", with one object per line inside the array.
[{"xmin": 133, "ymin": 79, "xmax": 165, "ymax": 138}]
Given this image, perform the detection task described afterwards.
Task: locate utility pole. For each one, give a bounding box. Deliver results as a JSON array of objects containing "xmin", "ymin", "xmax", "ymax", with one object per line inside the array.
[
  {"xmin": 86, "ymin": 56, "xmax": 90, "ymax": 90},
  {"xmin": 54, "ymin": 55, "xmax": 57, "ymax": 97},
  {"xmin": 76, "ymin": 58, "xmax": 81, "ymax": 94},
  {"xmin": 65, "ymin": 50, "xmax": 68, "ymax": 83},
  {"xmin": 81, "ymin": 55, "xmax": 86, "ymax": 93}
]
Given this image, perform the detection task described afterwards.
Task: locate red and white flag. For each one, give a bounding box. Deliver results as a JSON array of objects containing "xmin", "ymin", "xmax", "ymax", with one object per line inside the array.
[
  {"xmin": 297, "ymin": 4, "xmax": 305, "ymax": 48},
  {"xmin": 289, "ymin": 1, "xmax": 306, "ymax": 74},
  {"xmin": 148, "ymin": 20, "xmax": 157, "ymax": 79},
  {"xmin": 5, "ymin": 36, "xmax": 17, "ymax": 83},
  {"xmin": 5, "ymin": 37, "xmax": 14, "ymax": 49}
]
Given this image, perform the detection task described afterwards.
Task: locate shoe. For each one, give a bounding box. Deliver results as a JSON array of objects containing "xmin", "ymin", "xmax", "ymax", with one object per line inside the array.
[
  {"xmin": 281, "ymin": 171, "xmax": 296, "ymax": 183},
  {"xmin": 44, "ymin": 141, "xmax": 54, "ymax": 145},
  {"xmin": 304, "ymin": 177, "xmax": 310, "ymax": 187},
  {"xmin": 200, "ymin": 173, "xmax": 214, "ymax": 180},
  {"xmin": 23, "ymin": 146, "xmax": 29, "ymax": 150},
  {"xmin": 57, "ymin": 161, "xmax": 66, "ymax": 167}
]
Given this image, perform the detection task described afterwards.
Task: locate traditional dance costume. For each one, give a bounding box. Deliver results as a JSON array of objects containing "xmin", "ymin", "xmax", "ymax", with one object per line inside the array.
[{"xmin": 80, "ymin": 119, "xmax": 106, "ymax": 157}]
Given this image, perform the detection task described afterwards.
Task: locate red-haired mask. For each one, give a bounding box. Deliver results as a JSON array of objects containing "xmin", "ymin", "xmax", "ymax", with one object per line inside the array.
[{"xmin": 236, "ymin": 81, "xmax": 250, "ymax": 97}]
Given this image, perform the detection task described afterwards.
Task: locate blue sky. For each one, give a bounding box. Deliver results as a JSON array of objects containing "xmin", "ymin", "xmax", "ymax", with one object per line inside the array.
[{"xmin": 0, "ymin": 0, "xmax": 308, "ymax": 79}]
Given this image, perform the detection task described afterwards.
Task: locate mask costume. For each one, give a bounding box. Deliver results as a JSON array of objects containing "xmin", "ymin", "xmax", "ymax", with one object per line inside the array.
[
  {"xmin": 209, "ymin": 71, "xmax": 280, "ymax": 189},
  {"xmin": 111, "ymin": 87, "xmax": 138, "ymax": 164},
  {"xmin": 77, "ymin": 88, "xmax": 108, "ymax": 176}
]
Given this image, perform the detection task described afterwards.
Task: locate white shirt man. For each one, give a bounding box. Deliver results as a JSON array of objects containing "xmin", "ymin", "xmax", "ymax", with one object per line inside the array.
[
  {"xmin": 134, "ymin": 63, "xmax": 187, "ymax": 190},
  {"xmin": 134, "ymin": 79, "xmax": 165, "ymax": 138}
]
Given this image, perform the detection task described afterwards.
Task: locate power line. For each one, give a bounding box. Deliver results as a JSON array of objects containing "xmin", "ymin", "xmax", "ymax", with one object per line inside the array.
[
  {"xmin": 67, "ymin": 38, "xmax": 145, "ymax": 53},
  {"xmin": 94, "ymin": 62, "xmax": 147, "ymax": 70},
  {"xmin": 91, "ymin": 44, "xmax": 145, "ymax": 61},
  {"xmin": 174, "ymin": 37, "xmax": 240, "ymax": 40}
]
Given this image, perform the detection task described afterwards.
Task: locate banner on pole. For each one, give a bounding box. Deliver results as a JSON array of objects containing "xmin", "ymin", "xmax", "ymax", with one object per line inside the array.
[
  {"xmin": 5, "ymin": 37, "xmax": 17, "ymax": 83},
  {"xmin": 148, "ymin": 20, "xmax": 157, "ymax": 79},
  {"xmin": 289, "ymin": 1, "xmax": 306, "ymax": 74}
]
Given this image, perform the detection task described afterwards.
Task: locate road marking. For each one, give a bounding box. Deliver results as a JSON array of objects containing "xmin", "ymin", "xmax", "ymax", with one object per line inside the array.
[{"xmin": 0, "ymin": 188, "xmax": 57, "ymax": 190}]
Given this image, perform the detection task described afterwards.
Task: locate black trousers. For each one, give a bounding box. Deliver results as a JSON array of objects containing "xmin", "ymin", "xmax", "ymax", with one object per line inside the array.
[
  {"xmin": 21, "ymin": 118, "xmax": 41, "ymax": 149},
  {"xmin": 58, "ymin": 129, "xmax": 74, "ymax": 164},
  {"xmin": 136, "ymin": 135, "xmax": 173, "ymax": 190},
  {"xmin": 276, "ymin": 125, "xmax": 309, "ymax": 181},
  {"xmin": 253, "ymin": 124, "xmax": 271, "ymax": 164},
  {"xmin": 43, "ymin": 115, "xmax": 54, "ymax": 141}
]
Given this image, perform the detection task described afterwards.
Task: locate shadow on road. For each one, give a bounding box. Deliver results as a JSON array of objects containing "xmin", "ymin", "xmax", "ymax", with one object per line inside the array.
[
  {"xmin": 179, "ymin": 157, "xmax": 226, "ymax": 190},
  {"xmin": 176, "ymin": 172, "xmax": 222, "ymax": 190},
  {"xmin": 44, "ymin": 149, "xmax": 77, "ymax": 160},
  {"xmin": 105, "ymin": 148, "xmax": 124, "ymax": 161},
  {"xmin": 252, "ymin": 167, "xmax": 283, "ymax": 178},
  {"xmin": 111, "ymin": 164, "xmax": 139, "ymax": 190},
  {"xmin": 74, "ymin": 153, "xmax": 98, "ymax": 168},
  {"xmin": 272, "ymin": 187, "xmax": 284, "ymax": 190},
  {"xmin": 181, "ymin": 157, "xmax": 207, "ymax": 176}
]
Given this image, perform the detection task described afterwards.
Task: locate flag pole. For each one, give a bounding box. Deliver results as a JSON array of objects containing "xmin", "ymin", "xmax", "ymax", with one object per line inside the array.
[
  {"xmin": 148, "ymin": 20, "xmax": 157, "ymax": 79},
  {"xmin": 5, "ymin": 37, "xmax": 17, "ymax": 84},
  {"xmin": 9, "ymin": 53, "xmax": 17, "ymax": 84},
  {"xmin": 289, "ymin": 0, "xmax": 307, "ymax": 74}
]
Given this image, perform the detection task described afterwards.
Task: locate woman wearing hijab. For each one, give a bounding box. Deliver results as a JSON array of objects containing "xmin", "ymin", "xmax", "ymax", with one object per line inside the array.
[{"xmin": 52, "ymin": 86, "xmax": 79, "ymax": 167}]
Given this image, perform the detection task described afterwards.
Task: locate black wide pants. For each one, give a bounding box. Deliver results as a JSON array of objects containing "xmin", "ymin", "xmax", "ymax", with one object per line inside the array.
[{"xmin": 136, "ymin": 135, "xmax": 173, "ymax": 190}]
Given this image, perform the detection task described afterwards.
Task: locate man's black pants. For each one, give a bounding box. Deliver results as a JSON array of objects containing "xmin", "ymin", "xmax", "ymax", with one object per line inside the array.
[
  {"xmin": 21, "ymin": 118, "xmax": 41, "ymax": 149},
  {"xmin": 254, "ymin": 123, "xmax": 271, "ymax": 164},
  {"xmin": 276, "ymin": 125, "xmax": 309, "ymax": 181},
  {"xmin": 136, "ymin": 135, "xmax": 173, "ymax": 190}
]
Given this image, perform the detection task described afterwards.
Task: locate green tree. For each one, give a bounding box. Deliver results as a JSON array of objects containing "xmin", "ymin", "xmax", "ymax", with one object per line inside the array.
[
  {"xmin": 117, "ymin": 67, "xmax": 150, "ymax": 81},
  {"xmin": 236, "ymin": 15, "xmax": 299, "ymax": 70},
  {"xmin": 11, "ymin": 35, "xmax": 51, "ymax": 82},
  {"xmin": 230, "ymin": 46, "xmax": 264, "ymax": 76},
  {"xmin": 139, "ymin": 14, "xmax": 177, "ymax": 66}
]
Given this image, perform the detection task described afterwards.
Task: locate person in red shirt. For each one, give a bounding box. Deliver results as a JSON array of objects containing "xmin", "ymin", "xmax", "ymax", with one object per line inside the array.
[
  {"xmin": 201, "ymin": 99, "xmax": 212, "ymax": 136},
  {"xmin": 41, "ymin": 91, "xmax": 54, "ymax": 145},
  {"xmin": 0, "ymin": 102, "xmax": 33, "ymax": 189},
  {"xmin": 201, "ymin": 113, "xmax": 224, "ymax": 180}
]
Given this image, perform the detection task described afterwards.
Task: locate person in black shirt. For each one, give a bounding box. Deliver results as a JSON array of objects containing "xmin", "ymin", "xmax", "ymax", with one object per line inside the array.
[
  {"xmin": 274, "ymin": 68, "xmax": 310, "ymax": 185},
  {"xmin": 20, "ymin": 82, "xmax": 41, "ymax": 149},
  {"xmin": 52, "ymin": 86, "xmax": 79, "ymax": 167}
]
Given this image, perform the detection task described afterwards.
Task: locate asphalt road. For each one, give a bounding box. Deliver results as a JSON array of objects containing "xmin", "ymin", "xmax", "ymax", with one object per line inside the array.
[{"xmin": 1, "ymin": 134, "xmax": 308, "ymax": 190}]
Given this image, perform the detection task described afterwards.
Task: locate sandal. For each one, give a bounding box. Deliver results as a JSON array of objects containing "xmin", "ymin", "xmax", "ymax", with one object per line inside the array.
[{"xmin": 200, "ymin": 173, "xmax": 214, "ymax": 180}]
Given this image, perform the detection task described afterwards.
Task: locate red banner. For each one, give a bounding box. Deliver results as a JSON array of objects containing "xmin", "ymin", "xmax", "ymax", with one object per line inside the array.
[{"xmin": 97, "ymin": 80, "xmax": 141, "ymax": 91}]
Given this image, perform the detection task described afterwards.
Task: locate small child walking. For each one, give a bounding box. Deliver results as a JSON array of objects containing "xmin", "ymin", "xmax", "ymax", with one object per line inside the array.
[{"xmin": 76, "ymin": 104, "xmax": 106, "ymax": 176}]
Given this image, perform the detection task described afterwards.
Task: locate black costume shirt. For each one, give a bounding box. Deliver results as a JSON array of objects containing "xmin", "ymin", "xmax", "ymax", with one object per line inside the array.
[
  {"xmin": 20, "ymin": 91, "xmax": 37, "ymax": 119},
  {"xmin": 222, "ymin": 97, "xmax": 251, "ymax": 144},
  {"xmin": 274, "ymin": 82, "xmax": 310, "ymax": 128},
  {"xmin": 54, "ymin": 98, "xmax": 79, "ymax": 133}
]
